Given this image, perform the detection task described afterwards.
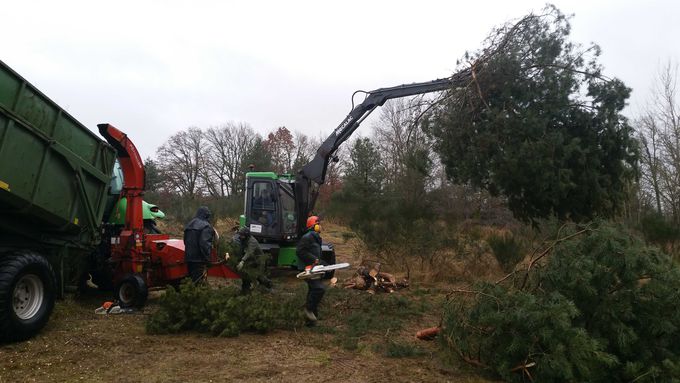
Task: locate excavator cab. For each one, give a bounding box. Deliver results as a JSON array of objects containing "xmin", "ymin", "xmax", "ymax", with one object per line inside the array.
[
  {"xmin": 243, "ymin": 171, "xmax": 333, "ymax": 270},
  {"xmin": 244, "ymin": 172, "xmax": 298, "ymax": 241}
]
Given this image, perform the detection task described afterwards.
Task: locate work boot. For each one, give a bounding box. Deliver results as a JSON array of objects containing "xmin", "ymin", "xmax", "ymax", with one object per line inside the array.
[
  {"xmin": 241, "ymin": 279, "xmax": 252, "ymax": 294},
  {"xmin": 303, "ymin": 308, "xmax": 317, "ymax": 322},
  {"xmin": 258, "ymin": 284, "xmax": 273, "ymax": 294},
  {"xmin": 258, "ymin": 276, "xmax": 273, "ymax": 291}
]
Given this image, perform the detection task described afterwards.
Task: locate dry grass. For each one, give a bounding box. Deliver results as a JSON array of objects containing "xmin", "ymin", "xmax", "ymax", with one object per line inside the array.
[
  {"xmin": 323, "ymin": 221, "xmax": 510, "ymax": 287},
  {"xmin": 0, "ymin": 286, "xmax": 493, "ymax": 383},
  {"xmin": 0, "ymin": 220, "xmax": 503, "ymax": 383}
]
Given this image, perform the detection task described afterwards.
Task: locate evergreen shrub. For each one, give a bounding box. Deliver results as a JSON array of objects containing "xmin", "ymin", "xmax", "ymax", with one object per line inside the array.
[
  {"xmin": 639, "ymin": 212, "xmax": 680, "ymax": 252},
  {"xmin": 487, "ymin": 233, "xmax": 525, "ymax": 273},
  {"xmin": 146, "ymin": 280, "xmax": 305, "ymax": 337},
  {"xmin": 440, "ymin": 222, "xmax": 680, "ymax": 382}
]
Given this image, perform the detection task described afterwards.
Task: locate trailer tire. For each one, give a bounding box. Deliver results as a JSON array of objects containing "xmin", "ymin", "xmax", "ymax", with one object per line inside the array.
[
  {"xmin": 115, "ymin": 274, "xmax": 148, "ymax": 308},
  {"xmin": 0, "ymin": 251, "xmax": 56, "ymax": 342}
]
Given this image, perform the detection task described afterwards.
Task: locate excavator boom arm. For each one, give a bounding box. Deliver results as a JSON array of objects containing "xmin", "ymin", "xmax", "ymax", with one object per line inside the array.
[
  {"xmin": 294, "ymin": 74, "xmax": 470, "ymax": 235},
  {"xmin": 300, "ymin": 78, "xmax": 456, "ymax": 185}
]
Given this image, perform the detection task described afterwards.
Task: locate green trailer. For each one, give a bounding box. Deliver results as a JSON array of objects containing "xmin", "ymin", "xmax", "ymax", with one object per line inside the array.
[{"xmin": 0, "ymin": 60, "xmax": 116, "ymax": 341}]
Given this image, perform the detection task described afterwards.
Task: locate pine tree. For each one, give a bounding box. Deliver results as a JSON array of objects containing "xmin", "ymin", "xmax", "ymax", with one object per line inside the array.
[
  {"xmin": 441, "ymin": 222, "xmax": 680, "ymax": 382},
  {"xmin": 427, "ymin": 6, "xmax": 638, "ymax": 223}
]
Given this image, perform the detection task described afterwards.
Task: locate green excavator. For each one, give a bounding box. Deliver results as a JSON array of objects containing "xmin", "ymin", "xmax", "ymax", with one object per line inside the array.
[{"xmin": 240, "ymin": 73, "xmax": 470, "ymax": 269}]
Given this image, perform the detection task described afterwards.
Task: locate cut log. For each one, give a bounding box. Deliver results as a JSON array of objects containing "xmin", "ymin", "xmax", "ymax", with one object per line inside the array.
[
  {"xmin": 416, "ymin": 327, "xmax": 441, "ymax": 341},
  {"xmin": 353, "ymin": 275, "xmax": 367, "ymax": 289},
  {"xmin": 377, "ymin": 272, "xmax": 395, "ymax": 284},
  {"xmin": 343, "ymin": 265, "xmax": 408, "ymax": 293}
]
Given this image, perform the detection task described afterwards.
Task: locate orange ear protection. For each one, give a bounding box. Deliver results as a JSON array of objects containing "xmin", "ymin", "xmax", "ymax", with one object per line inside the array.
[{"xmin": 313, "ymin": 223, "xmax": 321, "ymax": 232}]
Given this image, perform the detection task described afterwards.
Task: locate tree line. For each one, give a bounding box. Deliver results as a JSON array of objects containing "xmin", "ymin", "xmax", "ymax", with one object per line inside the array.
[
  {"xmin": 146, "ymin": 60, "xmax": 680, "ymax": 230},
  {"xmin": 145, "ymin": 5, "xmax": 678, "ymax": 243},
  {"xmin": 148, "ymin": 124, "xmax": 318, "ymax": 198}
]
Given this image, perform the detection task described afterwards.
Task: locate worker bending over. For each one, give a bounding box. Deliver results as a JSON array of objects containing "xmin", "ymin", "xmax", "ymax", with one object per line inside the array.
[{"xmin": 233, "ymin": 227, "xmax": 273, "ymax": 293}]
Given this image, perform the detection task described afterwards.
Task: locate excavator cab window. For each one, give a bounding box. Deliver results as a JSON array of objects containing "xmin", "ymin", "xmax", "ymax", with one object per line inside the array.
[
  {"xmin": 278, "ymin": 181, "xmax": 297, "ymax": 236},
  {"xmin": 248, "ymin": 181, "xmax": 278, "ymax": 236}
]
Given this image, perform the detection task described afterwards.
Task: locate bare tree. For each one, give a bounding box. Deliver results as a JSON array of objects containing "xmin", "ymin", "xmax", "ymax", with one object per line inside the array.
[
  {"xmin": 372, "ymin": 98, "xmax": 438, "ymax": 201},
  {"xmin": 263, "ymin": 126, "xmax": 295, "ymax": 174},
  {"xmin": 637, "ymin": 114, "xmax": 664, "ymax": 213},
  {"xmin": 156, "ymin": 127, "xmax": 205, "ymax": 198},
  {"xmin": 204, "ymin": 122, "xmax": 257, "ymax": 196},
  {"xmin": 291, "ymin": 131, "xmax": 313, "ymax": 173},
  {"xmin": 310, "ymin": 134, "xmax": 347, "ymax": 208},
  {"xmin": 262, "ymin": 127, "xmax": 315, "ymax": 174},
  {"xmin": 637, "ymin": 60, "xmax": 680, "ymax": 221}
]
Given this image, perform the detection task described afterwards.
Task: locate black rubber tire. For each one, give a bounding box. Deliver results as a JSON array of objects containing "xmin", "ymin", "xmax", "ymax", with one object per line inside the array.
[
  {"xmin": 0, "ymin": 251, "xmax": 57, "ymax": 342},
  {"xmin": 115, "ymin": 274, "xmax": 148, "ymax": 308},
  {"xmin": 320, "ymin": 250, "xmax": 337, "ymax": 280}
]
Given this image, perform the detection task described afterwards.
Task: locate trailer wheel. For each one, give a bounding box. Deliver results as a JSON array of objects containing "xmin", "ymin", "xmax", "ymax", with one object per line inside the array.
[
  {"xmin": 0, "ymin": 251, "xmax": 56, "ymax": 342},
  {"xmin": 115, "ymin": 274, "xmax": 148, "ymax": 308}
]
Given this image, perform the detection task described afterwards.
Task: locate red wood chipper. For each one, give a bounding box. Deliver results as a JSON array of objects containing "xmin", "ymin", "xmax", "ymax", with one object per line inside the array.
[{"xmin": 98, "ymin": 123, "xmax": 239, "ymax": 307}]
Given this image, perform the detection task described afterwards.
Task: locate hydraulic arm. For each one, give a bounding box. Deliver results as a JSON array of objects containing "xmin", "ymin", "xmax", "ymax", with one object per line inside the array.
[{"xmin": 294, "ymin": 73, "xmax": 470, "ymax": 235}]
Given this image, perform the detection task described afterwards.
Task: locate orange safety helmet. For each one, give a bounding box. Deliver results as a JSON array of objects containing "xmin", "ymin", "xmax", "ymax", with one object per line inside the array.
[{"xmin": 306, "ymin": 215, "xmax": 321, "ymax": 232}]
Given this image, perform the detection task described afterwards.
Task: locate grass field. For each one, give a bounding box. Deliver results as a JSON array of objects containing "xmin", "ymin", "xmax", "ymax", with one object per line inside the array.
[{"xmin": 0, "ymin": 223, "xmax": 498, "ymax": 383}]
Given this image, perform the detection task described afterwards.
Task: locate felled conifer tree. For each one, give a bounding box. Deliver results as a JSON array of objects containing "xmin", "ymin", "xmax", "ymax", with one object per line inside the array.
[
  {"xmin": 441, "ymin": 222, "xmax": 680, "ymax": 382},
  {"xmin": 427, "ymin": 5, "xmax": 638, "ymax": 224}
]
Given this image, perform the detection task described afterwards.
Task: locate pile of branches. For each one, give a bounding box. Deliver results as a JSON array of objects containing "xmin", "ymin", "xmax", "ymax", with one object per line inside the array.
[
  {"xmin": 146, "ymin": 280, "xmax": 305, "ymax": 337},
  {"xmin": 343, "ymin": 261, "xmax": 409, "ymax": 293}
]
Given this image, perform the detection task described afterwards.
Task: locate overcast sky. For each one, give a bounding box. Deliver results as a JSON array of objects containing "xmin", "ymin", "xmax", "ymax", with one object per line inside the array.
[{"xmin": 2, "ymin": 0, "xmax": 678, "ymax": 159}]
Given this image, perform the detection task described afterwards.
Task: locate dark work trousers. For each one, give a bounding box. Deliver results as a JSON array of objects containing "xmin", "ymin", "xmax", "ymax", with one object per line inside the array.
[
  {"xmin": 187, "ymin": 262, "xmax": 208, "ymax": 284},
  {"xmin": 241, "ymin": 275, "xmax": 273, "ymax": 293},
  {"xmin": 305, "ymin": 279, "xmax": 326, "ymax": 316}
]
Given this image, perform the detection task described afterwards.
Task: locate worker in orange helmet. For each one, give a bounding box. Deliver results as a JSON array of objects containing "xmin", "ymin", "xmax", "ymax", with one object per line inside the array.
[{"xmin": 296, "ymin": 215, "xmax": 325, "ymax": 325}]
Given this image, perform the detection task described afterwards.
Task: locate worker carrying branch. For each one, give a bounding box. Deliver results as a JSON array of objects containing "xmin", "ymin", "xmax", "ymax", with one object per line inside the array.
[{"xmin": 233, "ymin": 227, "xmax": 273, "ymax": 293}]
